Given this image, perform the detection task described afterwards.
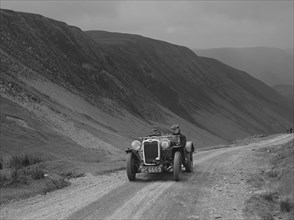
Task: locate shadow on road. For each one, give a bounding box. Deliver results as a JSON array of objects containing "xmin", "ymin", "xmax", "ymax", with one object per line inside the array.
[{"xmin": 133, "ymin": 170, "xmax": 192, "ymax": 183}]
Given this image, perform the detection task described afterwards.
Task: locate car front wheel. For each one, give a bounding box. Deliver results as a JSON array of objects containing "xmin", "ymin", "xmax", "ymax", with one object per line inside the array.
[
  {"xmin": 126, "ymin": 152, "xmax": 136, "ymax": 181},
  {"xmin": 173, "ymin": 151, "xmax": 182, "ymax": 181}
]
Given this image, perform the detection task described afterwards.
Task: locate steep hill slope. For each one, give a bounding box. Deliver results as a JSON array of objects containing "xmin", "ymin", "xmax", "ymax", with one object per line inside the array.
[
  {"xmin": 0, "ymin": 9, "xmax": 292, "ymax": 164},
  {"xmin": 86, "ymin": 31, "xmax": 292, "ymax": 137}
]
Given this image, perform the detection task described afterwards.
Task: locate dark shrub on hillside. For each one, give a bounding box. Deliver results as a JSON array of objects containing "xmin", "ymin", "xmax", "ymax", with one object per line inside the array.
[
  {"xmin": 60, "ymin": 171, "xmax": 85, "ymax": 179},
  {"xmin": 0, "ymin": 153, "xmax": 47, "ymax": 187},
  {"xmin": 280, "ymin": 199, "xmax": 293, "ymax": 212},
  {"xmin": 261, "ymin": 192, "xmax": 278, "ymax": 202},
  {"xmin": 18, "ymin": 165, "xmax": 45, "ymax": 180},
  {"xmin": 9, "ymin": 169, "xmax": 30, "ymax": 185},
  {"xmin": 0, "ymin": 158, "xmax": 3, "ymax": 170},
  {"xmin": 8, "ymin": 153, "xmax": 45, "ymax": 169},
  {"xmin": 43, "ymin": 177, "xmax": 70, "ymax": 193},
  {"xmin": 0, "ymin": 171, "xmax": 9, "ymax": 186},
  {"xmin": 244, "ymin": 194, "xmax": 275, "ymax": 220}
]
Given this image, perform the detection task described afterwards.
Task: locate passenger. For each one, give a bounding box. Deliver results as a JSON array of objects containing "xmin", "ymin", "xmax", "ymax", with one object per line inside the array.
[
  {"xmin": 171, "ymin": 124, "xmax": 186, "ymax": 148},
  {"xmin": 149, "ymin": 127, "xmax": 162, "ymax": 136}
]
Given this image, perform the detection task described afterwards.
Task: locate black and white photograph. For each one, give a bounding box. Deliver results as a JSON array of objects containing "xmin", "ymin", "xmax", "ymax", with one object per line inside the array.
[{"xmin": 0, "ymin": 1, "xmax": 293, "ymax": 219}]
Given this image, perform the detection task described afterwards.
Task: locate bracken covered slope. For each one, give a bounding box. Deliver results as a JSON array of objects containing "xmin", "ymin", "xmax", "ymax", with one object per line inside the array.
[{"xmin": 0, "ymin": 9, "xmax": 292, "ymax": 161}]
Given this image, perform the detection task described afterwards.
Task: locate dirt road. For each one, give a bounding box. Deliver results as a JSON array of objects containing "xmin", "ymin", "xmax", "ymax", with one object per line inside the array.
[{"xmin": 1, "ymin": 134, "xmax": 293, "ymax": 219}]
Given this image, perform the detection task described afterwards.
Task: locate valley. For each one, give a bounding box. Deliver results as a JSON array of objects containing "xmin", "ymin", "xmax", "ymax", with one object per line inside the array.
[{"xmin": 0, "ymin": 9, "xmax": 293, "ymax": 218}]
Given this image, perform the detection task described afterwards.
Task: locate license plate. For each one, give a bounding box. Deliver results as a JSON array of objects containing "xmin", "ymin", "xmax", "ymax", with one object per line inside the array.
[{"xmin": 141, "ymin": 166, "xmax": 162, "ymax": 173}]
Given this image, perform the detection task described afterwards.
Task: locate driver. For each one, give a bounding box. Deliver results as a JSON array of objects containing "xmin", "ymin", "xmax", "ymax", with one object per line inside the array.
[{"xmin": 171, "ymin": 124, "xmax": 186, "ymax": 148}]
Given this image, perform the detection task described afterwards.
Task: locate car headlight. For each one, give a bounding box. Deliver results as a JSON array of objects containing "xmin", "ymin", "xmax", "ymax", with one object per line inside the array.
[
  {"xmin": 161, "ymin": 138, "xmax": 170, "ymax": 149},
  {"xmin": 131, "ymin": 140, "xmax": 141, "ymax": 151}
]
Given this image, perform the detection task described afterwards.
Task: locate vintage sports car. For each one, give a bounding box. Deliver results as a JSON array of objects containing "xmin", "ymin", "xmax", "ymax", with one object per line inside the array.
[{"xmin": 125, "ymin": 134, "xmax": 194, "ymax": 181}]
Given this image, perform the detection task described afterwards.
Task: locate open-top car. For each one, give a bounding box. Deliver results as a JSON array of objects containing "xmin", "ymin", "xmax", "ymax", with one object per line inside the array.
[{"xmin": 125, "ymin": 133, "xmax": 194, "ymax": 181}]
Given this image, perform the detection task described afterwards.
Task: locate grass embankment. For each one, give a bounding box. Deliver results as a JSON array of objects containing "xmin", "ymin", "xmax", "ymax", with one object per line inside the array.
[
  {"xmin": 243, "ymin": 139, "xmax": 294, "ymax": 220},
  {"xmin": 0, "ymin": 152, "xmax": 83, "ymax": 204}
]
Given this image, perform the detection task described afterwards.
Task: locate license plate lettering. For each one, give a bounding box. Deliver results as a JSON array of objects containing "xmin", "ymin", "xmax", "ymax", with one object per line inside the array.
[{"xmin": 141, "ymin": 166, "xmax": 162, "ymax": 173}]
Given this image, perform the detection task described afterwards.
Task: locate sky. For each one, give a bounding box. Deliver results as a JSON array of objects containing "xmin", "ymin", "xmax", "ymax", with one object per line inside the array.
[{"xmin": 1, "ymin": 1, "xmax": 293, "ymax": 49}]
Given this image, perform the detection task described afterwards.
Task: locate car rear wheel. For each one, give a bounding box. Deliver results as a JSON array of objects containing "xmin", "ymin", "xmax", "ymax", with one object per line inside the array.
[
  {"xmin": 185, "ymin": 152, "xmax": 193, "ymax": 172},
  {"xmin": 126, "ymin": 153, "xmax": 136, "ymax": 181},
  {"xmin": 173, "ymin": 151, "xmax": 182, "ymax": 181}
]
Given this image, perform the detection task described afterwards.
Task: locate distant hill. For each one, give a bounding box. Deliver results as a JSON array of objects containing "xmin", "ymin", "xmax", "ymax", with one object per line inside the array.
[
  {"xmin": 194, "ymin": 47, "xmax": 293, "ymax": 87},
  {"xmin": 1, "ymin": 9, "xmax": 293, "ymax": 164},
  {"xmin": 272, "ymin": 84, "xmax": 293, "ymax": 105}
]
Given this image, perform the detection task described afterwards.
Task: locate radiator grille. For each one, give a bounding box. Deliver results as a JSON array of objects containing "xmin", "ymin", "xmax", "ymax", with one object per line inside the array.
[{"xmin": 143, "ymin": 140, "xmax": 159, "ymax": 164}]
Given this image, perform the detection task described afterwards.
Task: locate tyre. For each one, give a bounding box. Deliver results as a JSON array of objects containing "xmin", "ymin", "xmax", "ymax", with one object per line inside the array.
[
  {"xmin": 126, "ymin": 153, "xmax": 136, "ymax": 181},
  {"xmin": 173, "ymin": 151, "xmax": 182, "ymax": 181},
  {"xmin": 185, "ymin": 152, "xmax": 193, "ymax": 172}
]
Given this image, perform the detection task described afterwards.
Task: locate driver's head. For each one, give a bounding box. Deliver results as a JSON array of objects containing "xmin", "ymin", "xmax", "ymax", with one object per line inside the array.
[{"xmin": 171, "ymin": 124, "xmax": 180, "ymax": 135}]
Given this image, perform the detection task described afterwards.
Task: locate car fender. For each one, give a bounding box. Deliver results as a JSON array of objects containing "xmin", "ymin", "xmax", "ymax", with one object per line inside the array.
[
  {"xmin": 125, "ymin": 148, "xmax": 141, "ymax": 161},
  {"xmin": 185, "ymin": 141, "xmax": 194, "ymax": 153}
]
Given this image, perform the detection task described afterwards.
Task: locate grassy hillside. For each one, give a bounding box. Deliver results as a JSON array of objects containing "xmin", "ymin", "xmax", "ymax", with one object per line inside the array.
[{"xmin": 243, "ymin": 138, "xmax": 294, "ymax": 220}]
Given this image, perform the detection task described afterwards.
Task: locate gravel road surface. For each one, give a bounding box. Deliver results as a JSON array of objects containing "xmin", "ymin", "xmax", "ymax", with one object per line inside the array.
[{"xmin": 1, "ymin": 134, "xmax": 292, "ymax": 220}]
